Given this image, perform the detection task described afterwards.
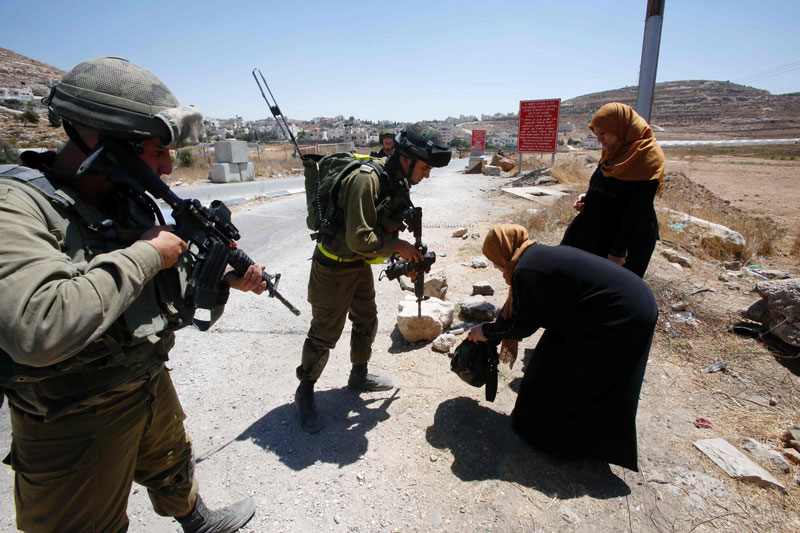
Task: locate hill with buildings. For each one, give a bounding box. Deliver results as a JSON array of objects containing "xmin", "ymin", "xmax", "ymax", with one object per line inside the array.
[{"xmin": 463, "ymin": 80, "xmax": 800, "ymax": 141}]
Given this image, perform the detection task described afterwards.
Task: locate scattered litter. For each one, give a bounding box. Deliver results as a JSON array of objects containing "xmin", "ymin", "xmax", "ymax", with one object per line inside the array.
[
  {"xmin": 704, "ymin": 361, "xmax": 729, "ymax": 373},
  {"xmin": 686, "ymin": 287, "xmax": 714, "ymax": 296},
  {"xmin": 668, "ymin": 222, "xmax": 687, "ymax": 232},
  {"xmin": 745, "ymin": 265, "xmax": 762, "ymax": 270},
  {"xmin": 694, "ymin": 418, "xmax": 713, "ymax": 429}
]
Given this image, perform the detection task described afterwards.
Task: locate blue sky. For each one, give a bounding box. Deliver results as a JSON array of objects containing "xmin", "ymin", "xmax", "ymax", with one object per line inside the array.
[{"xmin": 3, "ymin": 0, "xmax": 798, "ymax": 122}]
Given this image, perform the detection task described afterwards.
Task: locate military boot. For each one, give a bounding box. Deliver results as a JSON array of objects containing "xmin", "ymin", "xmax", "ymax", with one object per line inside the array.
[
  {"xmin": 177, "ymin": 495, "xmax": 255, "ymax": 533},
  {"xmin": 295, "ymin": 380, "xmax": 324, "ymax": 433},
  {"xmin": 347, "ymin": 363, "xmax": 394, "ymax": 392}
]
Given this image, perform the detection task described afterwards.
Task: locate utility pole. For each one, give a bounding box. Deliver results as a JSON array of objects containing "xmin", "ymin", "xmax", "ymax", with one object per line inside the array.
[{"xmin": 636, "ymin": 0, "xmax": 665, "ymax": 123}]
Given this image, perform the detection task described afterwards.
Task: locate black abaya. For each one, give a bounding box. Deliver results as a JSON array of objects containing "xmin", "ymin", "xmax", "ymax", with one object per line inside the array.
[
  {"xmin": 481, "ymin": 244, "xmax": 657, "ymax": 471},
  {"xmin": 561, "ymin": 165, "xmax": 659, "ymax": 277}
]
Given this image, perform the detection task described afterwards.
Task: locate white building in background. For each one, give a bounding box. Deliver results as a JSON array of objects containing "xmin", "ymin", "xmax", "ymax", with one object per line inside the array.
[
  {"xmin": 488, "ymin": 132, "xmax": 516, "ymax": 147},
  {"xmin": 0, "ymin": 87, "xmax": 35, "ymax": 102},
  {"xmin": 305, "ymin": 128, "xmax": 329, "ymax": 141},
  {"xmin": 582, "ymin": 136, "xmax": 601, "ymax": 150}
]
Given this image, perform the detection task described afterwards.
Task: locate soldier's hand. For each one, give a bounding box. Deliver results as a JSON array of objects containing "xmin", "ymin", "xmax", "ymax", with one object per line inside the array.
[
  {"xmin": 224, "ymin": 264, "xmax": 267, "ymax": 294},
  {"xmin": 139, "ymin": 226, "xmax": 188, "ymax": 269},
  {"xmin": 393, "ymin": 240, "xmax": 423, "ymax": 263}
]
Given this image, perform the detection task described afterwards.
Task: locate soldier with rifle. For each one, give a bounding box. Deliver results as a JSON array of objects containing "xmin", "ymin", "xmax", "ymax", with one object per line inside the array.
[
  {"xmin": 295, "ymin": 124, "xmax": 451, "ymax": 433},
  {"xmin": 0, "ymin": 57, "xmax": 287, "ymax": 532}
]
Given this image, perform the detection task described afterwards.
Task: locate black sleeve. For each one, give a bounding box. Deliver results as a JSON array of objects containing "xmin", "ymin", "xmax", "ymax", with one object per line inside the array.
[
  {"xmin": 609, "ymin": 179, "xmax": 659, "ymax": 257},
  {"xmin": 480, "ymin": 270, "xmax": 541, "ymax": 342}
]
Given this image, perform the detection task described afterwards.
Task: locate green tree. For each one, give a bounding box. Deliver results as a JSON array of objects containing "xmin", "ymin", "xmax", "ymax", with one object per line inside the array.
[
  {"xmin": 176, "ymin": 149, "xmax": 195, "ymax": 168},
  {"xmin": 3, "ymin": 99, "xmax": 23, "ymax": 110},
  {"xmin": 47, "ymin": 108, "xmax": 62, "ymax": 127},
  {"xmin": 0, "ymin": 136, "xmax": 21, "ymax": 164},
  {"xmin": 17, "ymin": 109, "xmax": 39, "ymax": 127}
]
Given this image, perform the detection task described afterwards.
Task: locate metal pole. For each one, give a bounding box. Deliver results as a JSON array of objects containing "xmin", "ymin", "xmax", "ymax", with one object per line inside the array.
[{"xmin": 636, "ymin": 0, "xmax": 665, "ymax": 123}]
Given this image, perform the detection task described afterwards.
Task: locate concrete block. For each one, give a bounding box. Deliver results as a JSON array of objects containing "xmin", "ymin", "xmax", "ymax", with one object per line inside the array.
[
  {"xmin": 214, "ymin": 141, "xmax": 249, "ymax": 163},
  {"xmin": 210, "ymin": 163, "xmax": 241, "ymax": 183},
  {"xmin": 238, "ymin": 162, "xmax": 255, "ymax": 181},
  {"xmin": 465, "ymin": 157, "xmax": 483, "ymax": 174},
  {"xmin": 484, "ymin": 165, "xmax": 501, "ymax": 176}
]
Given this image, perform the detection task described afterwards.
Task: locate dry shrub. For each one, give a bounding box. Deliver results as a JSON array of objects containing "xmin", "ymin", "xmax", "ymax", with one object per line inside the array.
[
  {"xmin": 513, "ymin": 195, "xmax": 577, "ymax": 236},
  {"xmin": 551, "ymin": 157, "xmax": 590, "ymax": 187},
  {"xmin": 791, "ymin": 224, "xmax": 800, "ymax": 257},
  {"xmin": 657, "ymin": 172, "xmax": 785, "ymax": 263}
]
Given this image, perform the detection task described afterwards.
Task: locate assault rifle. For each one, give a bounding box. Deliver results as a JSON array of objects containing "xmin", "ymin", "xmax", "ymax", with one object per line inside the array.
[
  {"xmin": 85, "ymin": 139, "xmax": 301, "ymax": 329},
  {"xmin": 380, "ymin": 206, "xmax": 435, "ymax": 317}
]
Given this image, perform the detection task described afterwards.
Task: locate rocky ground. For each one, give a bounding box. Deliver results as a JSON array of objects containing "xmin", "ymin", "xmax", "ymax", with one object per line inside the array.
[{"xmin": 0, "ymin": 153, "xmax": 798, "ymax": 532}]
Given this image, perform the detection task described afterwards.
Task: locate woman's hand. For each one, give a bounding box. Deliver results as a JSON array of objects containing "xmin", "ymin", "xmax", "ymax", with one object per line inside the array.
[
  {"xmin": 467, "ymin": 325, "xmax": 487, "ymax": 342},
  {"xmin": 607, "ymin": 253, "xmax": 626, "ymax": 267},
  {"xmin": 573, "ymin": 193, "xmax": 586, "ymax": 213}
]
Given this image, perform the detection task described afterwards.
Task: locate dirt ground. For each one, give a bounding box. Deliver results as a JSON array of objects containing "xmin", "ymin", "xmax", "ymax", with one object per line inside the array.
[{"xmin": 0, "ymin": 152, "xmax": 798, "ymax": 532}]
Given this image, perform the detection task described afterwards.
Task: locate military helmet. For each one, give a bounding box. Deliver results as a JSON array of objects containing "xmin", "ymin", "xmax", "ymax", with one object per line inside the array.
[
  {"xmin": 43, "ymin": 57, "xmax": 205, "ymax": 149},
  {"xmin": 394, "ymin": 122, "xmax": 452, "ymax": 167},
  {"xmin": 379, "ymin": 130, "xmax": 395, "ymax": 141},
  {"xmin": 450, "ymin": 339, "xmax": 498, "ymax": 401}
]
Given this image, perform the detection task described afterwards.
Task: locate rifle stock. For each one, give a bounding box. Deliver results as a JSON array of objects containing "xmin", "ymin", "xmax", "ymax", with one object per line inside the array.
[{"xmin": 104, "ymin": 140, "xmax": 301, "ymax": 324}]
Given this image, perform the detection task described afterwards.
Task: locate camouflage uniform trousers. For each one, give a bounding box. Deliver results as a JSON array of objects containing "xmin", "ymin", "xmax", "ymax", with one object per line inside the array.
[
  {"xmin": 298, "ymin": 256, "xmax": 378, "ymax": 382},
  {"xmin": 4, "ymin": 367, "xmax": 198, "ymax": 532}
]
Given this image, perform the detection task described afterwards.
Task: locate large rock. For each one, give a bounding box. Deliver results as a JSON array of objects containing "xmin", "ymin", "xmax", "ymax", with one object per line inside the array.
[
  {"xmin": 397, "ymin": 296, "xmax": 454, "ymax": 342},
  {"xmin": 472, "ymin": 281, "xmax": 494, "ymax": 296},
  {"xmin": 662, "ymin": 209, "xmax": 746, "ymax": 255},
  {"xmin": 459, "ymin": 295, "xmax": 497, "ymax": 322},
  {"xmin": 490, "ymin": 154, "xmax": 516, "ymax": 171},
  {"xmin": 661, "ymin": 247, "xmax": 692, "ymax": 268},
  {"xmin": 741, "ymin": 278, "xmax": 800, "ymax": 347},
  {"xmin": 693, "ymin": 438, "xmax": 786, "ymax": 493},
  {"xmin": 432, "ymin": 333, "xmax": 457, "ymax": 353},
  {"xmin": 424, "ymin": 272, "xmax": 448, "ymax": 300}
]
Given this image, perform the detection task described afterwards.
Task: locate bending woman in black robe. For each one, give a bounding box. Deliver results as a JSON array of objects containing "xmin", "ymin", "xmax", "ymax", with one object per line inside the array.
[
  {"xmin": 561, "ymin": 102, "xmax": 666, "ymax": 277},
  {"xmin": 468, "ymin": 224, "xmax": 658, "ymax": 471}
]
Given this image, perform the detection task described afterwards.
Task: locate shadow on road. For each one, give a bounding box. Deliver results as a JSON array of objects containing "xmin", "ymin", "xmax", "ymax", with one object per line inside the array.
[
  {"xmin": 426, "ymin": 397, "xmax": 631, "ymax": 500},
  {"xmin": 230, "ymin": 388, "xmax": 399, "ymax": 471}
]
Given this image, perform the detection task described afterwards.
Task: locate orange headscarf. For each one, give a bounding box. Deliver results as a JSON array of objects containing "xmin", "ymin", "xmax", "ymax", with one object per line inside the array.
[
  {"xmin": 590, "ymin": 103, "xmax": 666, "ymax": 191},
  {"xmin": 481, "ymin": 224, "xmax": 535, "ymax": 368}
]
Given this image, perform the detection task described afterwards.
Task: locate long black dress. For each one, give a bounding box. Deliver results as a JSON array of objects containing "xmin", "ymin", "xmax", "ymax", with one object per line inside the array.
[
  {"xmin": 561, "ymin": 165, "xmax": 659, "ymax": 277},
  {"xmin": 481, "ymin": 244, "xmax": 658, "ymax": 471}
]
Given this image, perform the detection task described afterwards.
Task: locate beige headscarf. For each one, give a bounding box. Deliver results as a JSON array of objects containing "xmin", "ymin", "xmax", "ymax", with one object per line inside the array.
[
  {"xmin": 482, "ymin": 224, "xmax": 535, "ymax": 368},
  {"xmin": 590, "ymin": 103, "xmax": 666, "ymax": 192}
]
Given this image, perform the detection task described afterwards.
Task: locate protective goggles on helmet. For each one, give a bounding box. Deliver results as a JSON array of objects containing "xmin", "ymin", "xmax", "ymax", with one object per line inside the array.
[{"xmin": 394, "ymin": 131, "xmax": 452, "ymax": 168}]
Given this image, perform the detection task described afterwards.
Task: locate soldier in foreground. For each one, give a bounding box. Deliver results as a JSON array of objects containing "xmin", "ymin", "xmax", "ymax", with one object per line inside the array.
[
  {"xmin": 295, "ymin": 124, "xmax": 451, "ymax": 433},
  {"xmin": 0, "ymin": 57, "xmax": 259, "ymax": 532}
]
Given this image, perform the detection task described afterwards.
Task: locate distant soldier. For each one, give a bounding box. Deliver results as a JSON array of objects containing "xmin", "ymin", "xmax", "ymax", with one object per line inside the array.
[
  {"xmin": 0, "ymin": 57, "xmax": 262, "ymax": 532},
  {"xmin": 370, "ymin": 130, "xmax": 396, "ymax": 157},
  {"xmin": 296, "ymin": 124, "xmax": 451, "ymax": 433}
]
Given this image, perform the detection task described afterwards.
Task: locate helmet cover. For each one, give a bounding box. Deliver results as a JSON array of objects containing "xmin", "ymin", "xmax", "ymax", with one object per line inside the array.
[{"xmin": 44, "ymin": 57, "xmax": 205, "ymax": 149}]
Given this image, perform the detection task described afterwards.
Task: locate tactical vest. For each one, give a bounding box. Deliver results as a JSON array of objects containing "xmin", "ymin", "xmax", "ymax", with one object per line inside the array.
[
  {"xmin": 303, "ymin": 154, "xmax": 413, "ymax": 261},
  {"xmin": 0, "ymin": 164, "xmax": 192, "ymax": 403}
]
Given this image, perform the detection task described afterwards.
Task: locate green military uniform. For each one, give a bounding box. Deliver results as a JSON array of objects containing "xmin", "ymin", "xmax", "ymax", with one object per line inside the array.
[
  {"xmin": 0, "ymin": 158, "xmax": 199, "ymax": 531},
  {"xmin": 298, "ymin": 161, "xmax": 409, "ymax": 382}
]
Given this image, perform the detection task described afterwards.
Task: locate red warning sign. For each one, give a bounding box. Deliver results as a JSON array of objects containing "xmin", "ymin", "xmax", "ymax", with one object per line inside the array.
[
  {"xmin": 471, "ymin": 129, "xmax": 486, "ymax": 152},
  {"xmin": 518, "ymin": 99, "xmax": 561, "ymax": 153}
]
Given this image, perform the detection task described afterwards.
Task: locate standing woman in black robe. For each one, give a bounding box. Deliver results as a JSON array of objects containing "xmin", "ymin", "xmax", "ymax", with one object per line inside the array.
[
  {"xmin": 468, "ymin": 224, "xmax": 658, "ymax": 471},
  {"xmin": 561, "ymin": 102, "xmax": 666, "ymax": 277}
]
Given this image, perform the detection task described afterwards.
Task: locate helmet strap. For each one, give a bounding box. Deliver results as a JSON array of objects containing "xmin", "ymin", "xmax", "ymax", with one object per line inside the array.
[{"xmin": 62, "ymin": 120, "xmax": 93, "ymax": 156}]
